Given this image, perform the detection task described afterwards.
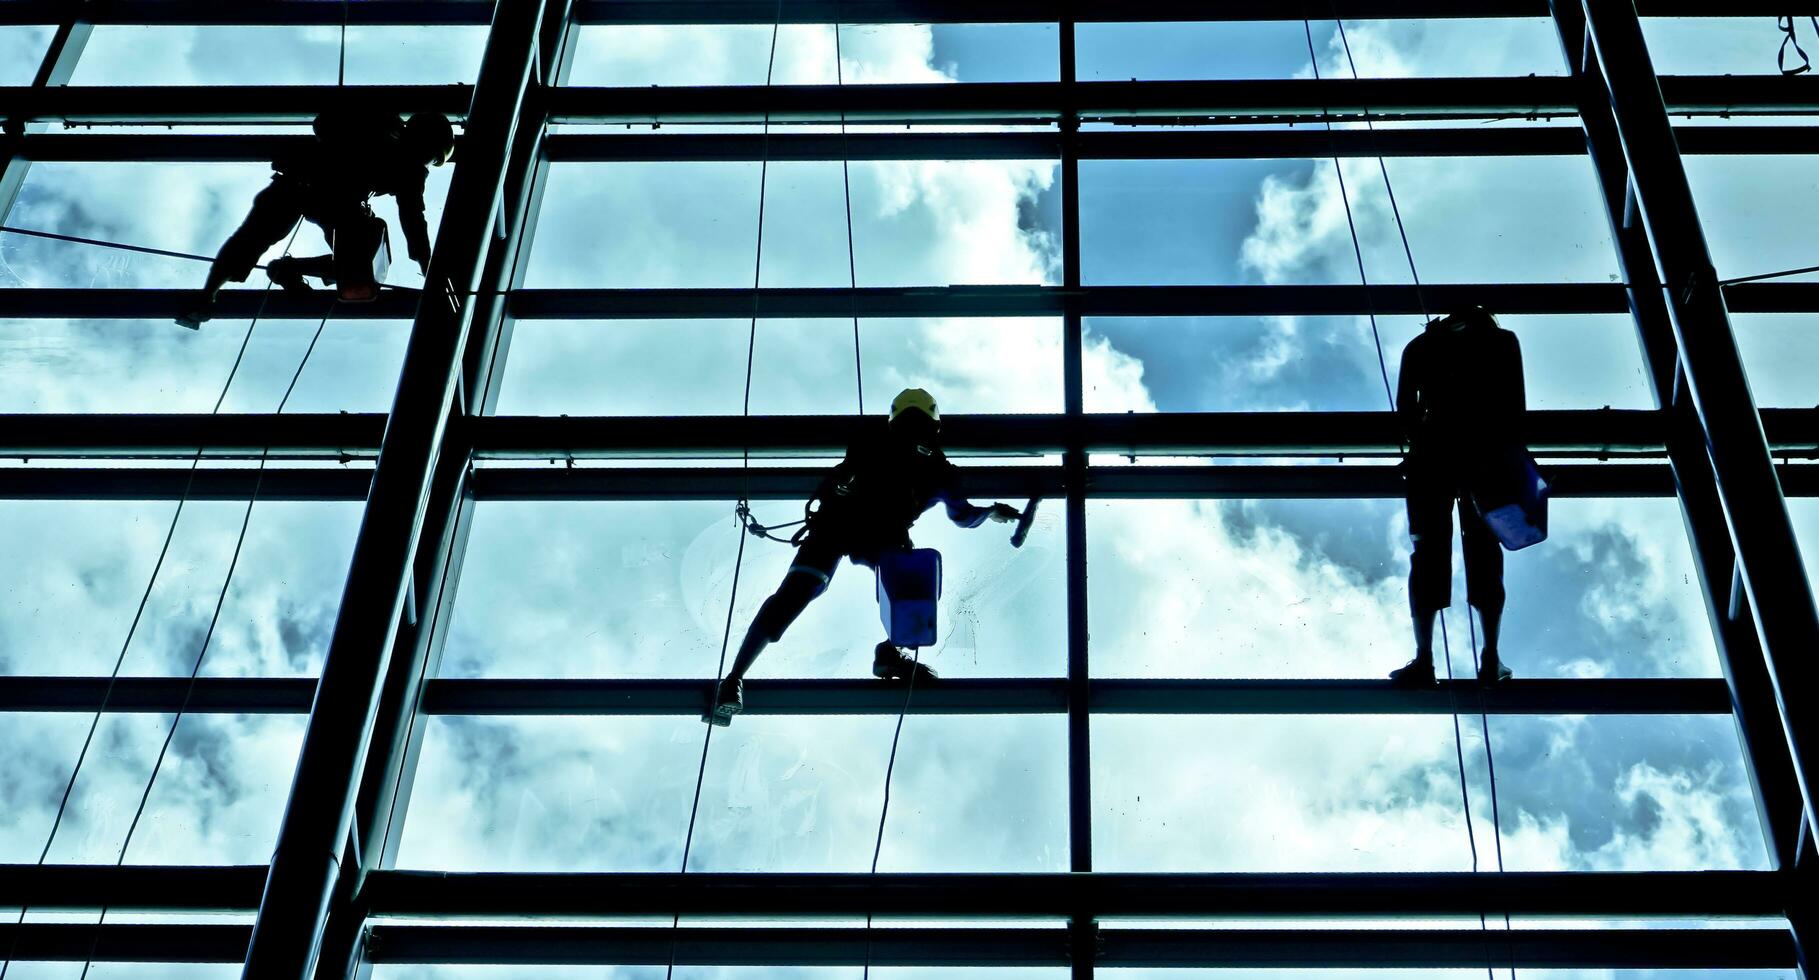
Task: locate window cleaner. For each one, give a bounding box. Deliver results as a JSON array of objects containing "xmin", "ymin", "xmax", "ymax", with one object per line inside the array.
[
  {"xmin": 704, "ymin": 388, "xmax": 1033, "ymax": 727},
  {"xmin": 1389, "ymin": 308, "xmax": 1535, "ymax": 687},
  {"xmin": 176, "ymin": 110, "xmax": 454, "ymax": 329}
]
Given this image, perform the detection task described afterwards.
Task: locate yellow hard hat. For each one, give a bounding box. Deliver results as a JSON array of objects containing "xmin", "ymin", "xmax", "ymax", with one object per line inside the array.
[{"xmin": 889, "ymin": 387, "xmax": 939, "ymax": 422}]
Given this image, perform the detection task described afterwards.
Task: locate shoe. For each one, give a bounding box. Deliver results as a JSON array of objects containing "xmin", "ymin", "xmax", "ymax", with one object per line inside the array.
[
  {"xmin": 1388, "ymin": 657, "xmax": 1437, "ymax": 687},
  {"xmin": 872, "ymin": 642, "xmax": 938, "ymax": 683},
  {"xmin": 1478, "ymin": 656, "xmax": 1513, "ymax": 684},
  {"xmin": 174, "ymin": 289, "xmax": 216, "ymax": 330},
  {"xmin": 703, "ymin": 676, "xmax": 742, "ymax": 727},
  {"xmin": 266, "ymin": 258, "xmax": 312, "ymax": 293}
]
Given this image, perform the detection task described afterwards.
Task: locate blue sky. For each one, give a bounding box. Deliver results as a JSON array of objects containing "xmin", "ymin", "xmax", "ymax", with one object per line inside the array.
[{"xmin": 0, "ymin": 13, "xmax": 1813, "ymax": 980}]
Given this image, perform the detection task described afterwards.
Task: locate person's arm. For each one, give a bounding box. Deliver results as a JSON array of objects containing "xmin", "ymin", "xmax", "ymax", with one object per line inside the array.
[
  {"xmin": 1396, "ymin": 337, "xmax": 1421, "ymax": 444},
  {"xmin": 396, "ymin": 170, "xmax": 433, "ymax": 273},
  {"xmin": 936, "ymin": 461, "xmax": 1018, "ymax": 528}
]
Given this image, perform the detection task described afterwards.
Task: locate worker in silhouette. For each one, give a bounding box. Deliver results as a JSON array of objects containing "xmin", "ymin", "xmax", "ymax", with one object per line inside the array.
[
  {"xmin": 706, "ymin": 388, "xmax": 1023, "ymax": 726},
  {"xmin": 1389, "ymin": 308, "xmax": 1527, "ymax": 686},
  {"xmin": 177, "ymin": 109, "xmax": 455, "ymax": 329}
]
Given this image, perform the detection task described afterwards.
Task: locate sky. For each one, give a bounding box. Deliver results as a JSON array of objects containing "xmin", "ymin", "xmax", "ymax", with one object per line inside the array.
[{"xmin": 0, "ymin": 11, "xmax": 1814, "ymax": 980}]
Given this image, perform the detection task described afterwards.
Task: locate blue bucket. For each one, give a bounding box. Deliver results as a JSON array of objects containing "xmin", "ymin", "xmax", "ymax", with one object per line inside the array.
[{"xmin": 876, "ymin": 548, "xmax": 942, "ymax": 648}]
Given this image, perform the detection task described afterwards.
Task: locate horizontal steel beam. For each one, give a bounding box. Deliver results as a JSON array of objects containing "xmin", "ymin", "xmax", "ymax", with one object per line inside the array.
[
  {"xmin": 0, "ymin": 676, "xmax": 318, "ymax": 712},
  {"xmin": 26, "ymin": 127, "xmax": 1819, "ymax": 164},
  {"xmin": 362, "ymin": 924, "xmax": 1796, "ymax": 968},
  {"xmin": 0, "ymin": 864, "xmax": 269, "ymax": 911},
  {"xmin": 0, "ymin": 676, "xmax": 1731, "ymax": 716},
  {"xmin": 0, "ymin": 866, "xmax": 1788, "ymax": 917},
  {"xmin": 0, "ymin": 284, "xmax": 1644, "ymax": 321},
  {"xmin": 7, "ymin": 78, "xmax": 1815, "ymax": 128},
  {"xmin": 0, "ymin": 921, "xmax": 1790, "ymax": 968},
  {"xmin": 21, "ymin": 461, "xmax": 1809, "ymax": 501},
  {"xmin": 421, "ymin": 676, "xmax": 1734, "ymax": 715},
  {"xmin": 14, "ymin": 283, "xmax": 1819, "ymax": 322},
  {"xmin": 365, "ymin": 869, "xmax": 1789, "ymax": 919},
  {"xmin": 0, "ymin": 0, "xmax": 1796, "ymax": 25},
  {"xmin": 6, "ymin": 410, "xmax": 1818, "ymax": 462},
  {"xmin": 0, "ymin": 466, "xmax": 374, "ymax": 500}
]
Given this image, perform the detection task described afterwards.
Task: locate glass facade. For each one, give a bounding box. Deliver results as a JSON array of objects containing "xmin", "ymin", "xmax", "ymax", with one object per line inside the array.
[{"xmin": 0, "ymin": 2, "xmax": 1811, "ymax": 977}]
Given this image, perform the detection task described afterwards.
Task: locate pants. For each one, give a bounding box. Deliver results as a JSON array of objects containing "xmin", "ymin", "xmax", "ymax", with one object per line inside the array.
[
  {"xmin": 1406, "ymin": 457, "xmax": 1505, "ymax": 617},
  {"xmin": 747, "ymin": 530, "xmax": 908, "ymax": 645},
  {"xmin": 210, "ymin": 177, "xmax": 365, "ymax": 284}
]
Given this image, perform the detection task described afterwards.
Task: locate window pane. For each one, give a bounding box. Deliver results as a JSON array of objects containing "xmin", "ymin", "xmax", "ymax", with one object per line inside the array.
[
  {"xmin": 1685, "ymin": 156, "xmax": 1819, "ymax": 286},
  {"xmin": 0, "ymin": 711, "xmax": 305, "ymax": 865},
  {"xmin": 69, "ymin": 26, "xmax": 486, "ymax": 85},
  {"xmin": 525, "ymin": 161, "xmax": 1060, "ymax": 289},
  {"xmin": 1732, "ymin": 314, "xmax": 1819, "ymax": 409},
  {"xmin": 1078, "ymin": 19, "xmax": 1563, "ymax": 81},
  {"xmin": 1084, "ymin": 314, "xmax": 1652, "ymax": 413},
  {"xmin": 1087, "ymin": 498, "xmax": 1717, "ymax": 679},
  {"xmin": 0, "ymin": 499, "xmax": 361, "ymax": 677},
  {"xmin": 442, "ymin": 499, "xmax": 1065, "ymax": 679},
  {"xmin": 497, "ymin": 317, "xmax": 1062, "ymax": 416},
  {"xmin": 1094, "ymin": 714, "xmax": 1766, "ymax": 871},
  {"xmin": 1081, "ymin": 157, "xmax": 1615, "ymax": 285},
  {"xmin": 0, "ymin": 26, "xmax": 54, "ymax": 85},
  {"xmin": 4, "ymin": 163, "xmax": 452, "ymax": 293},
  {"xmin": 0, "ymin": 318, "xmax": 408, "ymax": 413},
  {"xmin": 1643, "ymin": 17, "xmax": 1807, "ymax": 75},
  {"xmin": 398, "ymin": 715, "xmax": 1066, "ymax": 873},
  {"xmin": 573, "ymin": 23, "xmax": 1056, "ymax": 86}
]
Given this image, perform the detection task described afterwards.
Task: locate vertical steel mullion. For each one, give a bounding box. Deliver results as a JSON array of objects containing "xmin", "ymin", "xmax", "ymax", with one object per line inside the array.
[
  {"xmin": 241, "ymin": 1, "xmax": 550, "ymax": 976},
  {"xmin": 1573, "ymin": 0, "xmax": 1818, "ymax": 971},
  {"xmin": 0, "ymin": 15, "xmax": 94, "ymax": 221},
  {"xmin": 1547, "ymin": 1, "xmax": 1807, "ymax": 875},
  {"xmin": 1058, "ymin": 10, "xmax": 1094, "ymax": 980},
  {"xmin": 310, "ymin": 7, "xmax": 580, "ymax": 979}
]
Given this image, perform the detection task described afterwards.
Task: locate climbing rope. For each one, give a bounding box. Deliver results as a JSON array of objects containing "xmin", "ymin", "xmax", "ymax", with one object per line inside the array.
[
  {"xmin": 0, "ymin": 216, "xmax": 308, "ymax": 980},
  {"xmin": 1306, "ymin": 17, "xmax": 1515, "ymax": 976},
  {"xmin": 663, "ymin": 5, "xmax": 786, "ymax": 978}
]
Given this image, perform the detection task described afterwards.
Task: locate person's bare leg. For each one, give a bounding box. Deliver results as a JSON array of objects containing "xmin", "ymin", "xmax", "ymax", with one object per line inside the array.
[{"xmin": 1391, "ymin": 605, "xmax": 1440, "ymax": 685}]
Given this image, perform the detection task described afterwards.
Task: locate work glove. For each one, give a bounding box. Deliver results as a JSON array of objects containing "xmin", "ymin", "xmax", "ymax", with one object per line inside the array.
[{"xmin": 987, "ymin": 503, "xmax": 1021, "ymax": 524}]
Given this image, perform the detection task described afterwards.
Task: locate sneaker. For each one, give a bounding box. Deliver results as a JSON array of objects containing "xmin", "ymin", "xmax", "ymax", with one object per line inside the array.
[
  {"xmin": 872, "ymin": 642, "xmax": 938, "ymax": 683},
  {"xmin": 703, "ymin": 676, "xmax": 742, "ymax": 727},
  {"xmin": 1388, "ymin": 658, "xmax": 1437, "ymax": 687},
  {"xmin": 266, "ymin": 258, "xmax": 312, "ymax": 293},
  {"xmin": 1478, "ymin": 657, "xmax": 1513, "ymax": 684},
  {"xmin": 174, "ymin": 289, "xmax": 217, "ymax": 329}
]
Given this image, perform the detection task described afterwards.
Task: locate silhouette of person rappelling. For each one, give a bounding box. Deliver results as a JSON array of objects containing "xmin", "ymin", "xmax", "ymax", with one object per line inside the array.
[
  {"xmin": 177, "ymin": 109, "xmax": 454, "ymax": 329},
  {"xmin": 1389, "ymin": 308, "xmax": 1537, "ymax": 686},
  {"xmin": 706, "ymin": 388, "xmax": 1027, "ymax": 726}
]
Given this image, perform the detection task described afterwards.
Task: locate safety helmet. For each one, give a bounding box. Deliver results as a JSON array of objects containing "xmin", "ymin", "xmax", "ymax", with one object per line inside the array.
[
  {"xmin": 1429, "ymin": 306, "xmax": 1497, "ymax": 332},
  {"xmin": 406, "ymin": 112, "xmax": 456, "ymax": 166},
  {"xmin": 889, "ymin": 388, "xmax": 939, "ymax": 423}
]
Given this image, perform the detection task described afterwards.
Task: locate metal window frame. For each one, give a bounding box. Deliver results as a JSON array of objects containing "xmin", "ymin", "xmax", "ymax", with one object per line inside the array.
[{"xmin": 1, "ymin": 2, "xmax": 1816, "ymax": 977}]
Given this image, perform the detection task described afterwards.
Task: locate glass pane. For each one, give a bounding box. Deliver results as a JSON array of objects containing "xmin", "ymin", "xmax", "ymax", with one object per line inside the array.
[
  {"xmin": 0, "ymin": 499, "xmax": 361, "ymax": 677},
  {"xmin": 69, "ymin": 26, "xmax": 486, "ymax": 85},
  {"xmin": 571, "ymin": 23, "xmax": 1055, "ymax": 86},
  {"xmin": 1105, "ymin": 971, "xmax": 1793, "ymax": 979},
  {"xmin": 0, "ymin": 318, "xmax": 408, "ymax": 413},
  {"xmin": 1084, "ymin": 314, "xmax": 1652, "ymax": 413},
  {"xmin": 399, "ymin": 714, "xmax": 1065, "ymax": 873},
  {"xmin": 496, "ymin": 317, "xmax": 1062, "ymax": 416},
  {"xmin": 375, "ymin": 969, "xmax": 1065, "ymax": 979},
  {"xmin": 441, "ymin": 498, "xmax": 1065, "ymax": 679},
  {"xmin": 524, "ymin": 161, "xmax": 1060, "ymax": 289},
  {"xmin": 6, "ymin": 968, "xmax": 242, "ymax": 979},
  {"xmin": 1644, "ymin": 16, "xmax": 1809, "ymax": 75},
  {"xmin": 0, "ymin": 26, "xmax": 54, "ymax": 85},
  {"xmin": 1732, "ymin": 314, "xmax": 1819, "ymax": 409},
  {"xmin": 1087, "ymin": 498, "xmax": 1717, "ymax": 679},
  {"xmin": 4, "ymin": 162, "xmax": 453, "ymax": 293},
  {"xmin": 1078, "ymin": 19, "xmax": 1563, "ymax": 81},
  {"xmin": 1094, "ymin": 714, "xmax": 1767, "ymax": 872},
  {"xmin": 0, "ymin": 711, "xmax": 305, "ymax": 865},
  {"xmin": 1080, "ymin": 157, "xmax": 1615, "ymax": 285},
  {"xmin": 1685, "ymin": 156, "xmax": 1819, "ymax": 286}
]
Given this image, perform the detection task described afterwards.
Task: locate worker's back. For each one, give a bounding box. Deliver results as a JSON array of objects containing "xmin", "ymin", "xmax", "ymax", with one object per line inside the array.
[
  {"xmin": 274, "ymin": 109, "xmax": 426, "ymax": 205},
  {"xmin": 814, "ymin": 430, "xmax": 961, "ymax": 542},
  {"xmin": 1398, "ymin": 315, "xmax": 1525, "ymax": 458}
]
